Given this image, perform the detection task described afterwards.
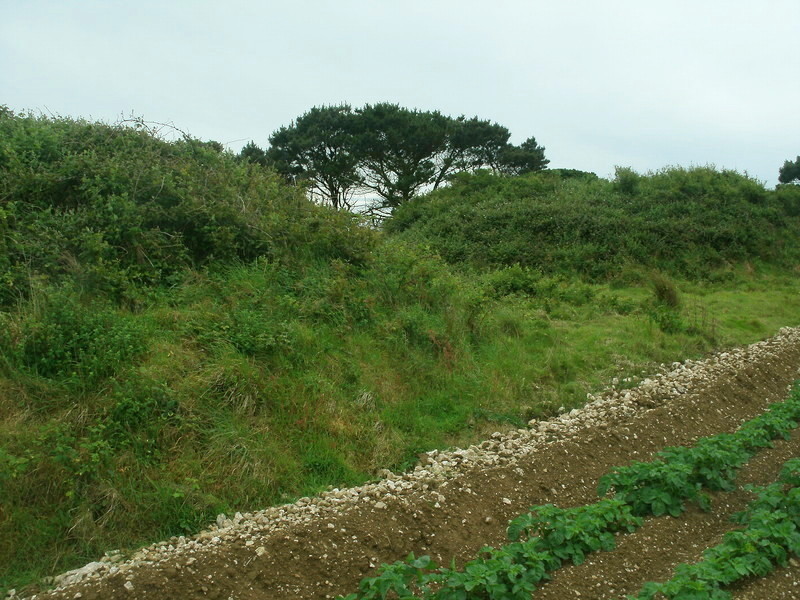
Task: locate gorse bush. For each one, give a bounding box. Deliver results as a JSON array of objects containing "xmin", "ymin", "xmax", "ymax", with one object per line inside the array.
[{"xmin": 386, "ymin": 167, "xmax": 800, "ymax": 280}]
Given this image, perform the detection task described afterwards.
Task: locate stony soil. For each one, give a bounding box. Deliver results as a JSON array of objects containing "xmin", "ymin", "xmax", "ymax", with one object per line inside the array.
[{"xmin": 12, "ymin": 326, "xmax": 800, "ymax": 600}]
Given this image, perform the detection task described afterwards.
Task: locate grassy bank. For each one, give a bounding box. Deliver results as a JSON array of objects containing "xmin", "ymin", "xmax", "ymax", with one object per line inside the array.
[{"xmin": 4, "ymin": 264, "xmax": 799, "ymax": 593}]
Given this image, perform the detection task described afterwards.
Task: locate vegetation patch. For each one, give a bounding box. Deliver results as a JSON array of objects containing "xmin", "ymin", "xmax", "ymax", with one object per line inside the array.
[
  {"xmin": 2, "ymin": 109, "xmax": 800, "ymax": 595},
  {"xmin": 627, "ymin": 458, "xmax": 800, "ymax": 599},
  {"xmin": 386, "ymin": 168, "xmax": 800, "ymax": 280}
]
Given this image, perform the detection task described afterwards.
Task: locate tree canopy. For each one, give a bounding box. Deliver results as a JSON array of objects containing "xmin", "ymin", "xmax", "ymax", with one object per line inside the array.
[
  {"xmin": 779, "ymin": 156, "xmax": 800, "ymax": 184},
  {"xmin": 238, "ymin": 140, "xmax": 270, "ymax": 167},
  {"xmin": 496, "ymin": 136, "xmax": 549, "ymax": 176},
  {"xmin": 266, "ymin": 105, "xmax": 362, "ymax": 210},
  {"xmin": 254, "ymin": 103, "xmax": 548, "ymax": 211}
]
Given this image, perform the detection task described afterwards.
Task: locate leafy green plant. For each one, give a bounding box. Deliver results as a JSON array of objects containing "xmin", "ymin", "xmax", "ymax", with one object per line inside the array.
[
  {"xmin": 627, "ymin": 457, "xmax": 800, "ymax": 600},
  {"xmin": 598, "ymin": 460, "xmax": 705, "ymax": 517},
  {"xmin": 339, "ymin": 553, "xmax": 435, "ymax": 600},
  {"xmin": 600, "ymin": 388, "xmax": 800, "ymax": 516},
  {"xmin": 506, "ymin": 499, "xmax": 642, "ymax": 564},
  {"xmin": 1, "ymin": 291, "xmax": 147, "ymax": 386},
  {"xmin": 337, "ymin": 500, "xmax": 640, "ymax": 599}
]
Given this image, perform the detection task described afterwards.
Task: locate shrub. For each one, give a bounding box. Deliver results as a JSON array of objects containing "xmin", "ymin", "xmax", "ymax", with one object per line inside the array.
[
  {"xmin": 386, "ymin": 167, "xmax": 800, "ymax": 280},
  {"xmin": 0, "ymin": 109, "xmax": 377, "ymax": 306},
  {"xmin": 649, "ymin": 272, "xmax": 681, "ymax": 308}
]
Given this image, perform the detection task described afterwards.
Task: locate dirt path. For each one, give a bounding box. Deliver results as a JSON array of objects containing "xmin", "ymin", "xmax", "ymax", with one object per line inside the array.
[{"xmin": 16, "ymin": 327, "xmax": 800, "ymax": 600}]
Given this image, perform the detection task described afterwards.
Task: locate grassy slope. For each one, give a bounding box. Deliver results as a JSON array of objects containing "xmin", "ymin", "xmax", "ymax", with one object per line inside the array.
[{"xmin": 1, "ymin": 113, "xmax": 800, "ymax": 594}]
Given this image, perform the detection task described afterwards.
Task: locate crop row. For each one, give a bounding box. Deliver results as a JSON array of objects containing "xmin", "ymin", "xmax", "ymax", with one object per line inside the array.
[
  {"xmin": 337, "ymin": 385, "xmax": 800, "ymax": 600},
  {"xmin": 626, "ymin": 457, "xmax": 800, "ymax": 599}
]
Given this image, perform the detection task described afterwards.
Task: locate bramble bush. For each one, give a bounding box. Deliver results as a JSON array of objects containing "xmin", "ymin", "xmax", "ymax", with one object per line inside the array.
[{"xmin": 0, "ymin": 289, "xmax": 148, "ymax": 387}]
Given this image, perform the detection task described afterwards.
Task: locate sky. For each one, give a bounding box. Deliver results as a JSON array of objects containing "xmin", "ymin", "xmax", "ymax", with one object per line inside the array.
[{"xmin": 2, "ymin": 0, "xmax": 798, "ymax": 186}]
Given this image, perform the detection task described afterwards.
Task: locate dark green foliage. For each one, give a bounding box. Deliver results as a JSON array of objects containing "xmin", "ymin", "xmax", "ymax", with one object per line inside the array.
[
  {"xmin": 778, "ymin": 156, "xmax": 800, "ymax": 184},
  {"xmin": 441, "ymin": 116, "xmax": 515, "ymax": 184},
  {"xmin": 265, "ymin": 103, "xmax": 547, "ymax": 209},
  {"xmin": 355, "ymin": 103, "xmax": 452, "ymax": 207},
  {"xmin": 268, "ymin": 104, "xmax": 362, "ymax": 209},
  {"xmin": 106, "ymin": 378, "xmax": 181, "ymax": 458},
  {"xmin": 777, "ymin": 458, "xmax": 800, "ymax": 487},
  {"xmin": 775, "ymin": 179, "xmax": 800, "ymax": 216},
  {"xmin": 0, "ymin": 290, "xmax": 147, "ymax": 387},
  {"xmin": 354, "ymin": 103, "xmax": 526, "ymax": 208},
  {"xmin": 0, "ymin": 109, "xmax": 376, "ymax": 306},
  {"xmin": 387, "ymin": 167, "xmax": 800, "ymax": 280},
  {"xmin": 496, "ymin": 136, "xmax": 549, "ymax": 176},
  {"xmin": 613, "ymin": 166, "xmax": 642, "ymax": 195},
  {"xmin": 547, "ymin": 168, "xmax": 598, "ymax": 181},
  {"xmin": 237, "ymin": 141, "xmax": 270, "ymax": 167},
  {"xmin": 484, "ymin": 266, "xmax": 596, "ymax": 311}
]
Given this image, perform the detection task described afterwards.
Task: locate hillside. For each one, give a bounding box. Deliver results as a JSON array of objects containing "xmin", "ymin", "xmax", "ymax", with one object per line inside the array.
[{"xmin": 2, "ymin": 111, "xmax": 800, "ymax": 596}]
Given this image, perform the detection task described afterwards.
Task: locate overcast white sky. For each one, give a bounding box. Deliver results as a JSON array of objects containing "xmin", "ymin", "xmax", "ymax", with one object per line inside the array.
[{"xmin": 2, "ymin": 0, "xmax": 798, "ymax": 185}]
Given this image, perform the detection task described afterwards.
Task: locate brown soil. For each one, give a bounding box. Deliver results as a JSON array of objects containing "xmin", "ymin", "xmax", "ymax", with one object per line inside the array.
[
  {"xmin": 533, "ymin": 428, "xmax": 800, "ymax": 599},
  {"xmin": 18, "ymin": 330, "xmax": 800, "ymax": 600}
]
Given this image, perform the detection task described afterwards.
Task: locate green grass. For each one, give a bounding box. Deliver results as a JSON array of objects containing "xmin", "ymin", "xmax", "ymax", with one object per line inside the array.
[
  {"xmin": 6, "ymin": 268, "xmax": 800, "ymax": 594},
  {"xmin": 0, "ymin": 268, "xmax": 800, "ymax": 587}
]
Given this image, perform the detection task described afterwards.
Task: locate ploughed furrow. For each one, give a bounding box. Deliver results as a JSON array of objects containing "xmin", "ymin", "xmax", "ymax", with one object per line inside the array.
[
  {"xmin": 531, "ymin": 426, "xmax": 800, "ymax": 599},
  {"xmin": 19, "ymin": 327, "xmax": 800, "ymax": 600}
]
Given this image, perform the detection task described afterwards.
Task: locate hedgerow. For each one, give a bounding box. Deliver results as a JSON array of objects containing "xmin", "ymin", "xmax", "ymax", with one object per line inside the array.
[
  {"xmin": 0, "ymin": 109, "xmax": 376, "ymax": 306},
  {"xmin": 386, "ymin": 168, "xmax": 800, "ymax": 280}
]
